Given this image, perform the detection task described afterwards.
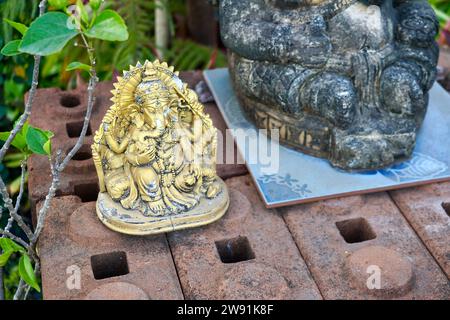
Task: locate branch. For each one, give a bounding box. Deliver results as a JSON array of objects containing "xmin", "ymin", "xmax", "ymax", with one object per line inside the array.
[
  {"xmin": 32, "ymin": 34, "xmax": 98, "ymax": 244},
  {"xmin": 0, "ymin": 56, "xmax": 40, "ymax": 162},
  {"xmin": 0, "ymin": 178, "xmax": 33, "ymax": 240},
  {"xmin": 0, "ymin": 0, "xmax": 47, "ymax": 301},
  {"xmin": 3, "ymin": 162, "xmax": 27, "ymax": 233},
  {"xmin": 13, "ymin": 279, "xmax": 26, "ymax": 301},
  {"xmin": 0, "ymin": 0, "xmax": 47, "ymax": 161}
]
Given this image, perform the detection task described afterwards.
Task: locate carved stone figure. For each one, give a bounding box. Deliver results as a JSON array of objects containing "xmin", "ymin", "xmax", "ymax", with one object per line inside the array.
[
  {"xmin": 218, "ymin": 0, "xmax": 439, "ymax": 170},
  {"xmin": 92, "ymin": 60, "xmax": 229, "ymax": 235}
]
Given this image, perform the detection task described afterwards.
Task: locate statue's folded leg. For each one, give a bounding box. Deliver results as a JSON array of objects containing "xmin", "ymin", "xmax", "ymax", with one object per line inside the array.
[
  {"xmin": 381, "ymin": 64, "xmax": 425, "ymax": 118},
  {"xmin": 120, "ymin": 163, "xmax": 138, "ymax": 209},
  {"xmin": 162, "ymin": 185, "xmax": 198, "ymax": 209},
  {"xmin": 232, "ymin": 56, "xmax": 314, "ymax": 114},
  {"xmin": 300, "ymin": 72, "xmax": 357, "ymax": 129}
]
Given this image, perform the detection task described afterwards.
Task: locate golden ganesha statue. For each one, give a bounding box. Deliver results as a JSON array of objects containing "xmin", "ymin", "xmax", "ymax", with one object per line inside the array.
[{"xmin": 92, "ymin": 60, "xmax": 229, "ymax": 235}]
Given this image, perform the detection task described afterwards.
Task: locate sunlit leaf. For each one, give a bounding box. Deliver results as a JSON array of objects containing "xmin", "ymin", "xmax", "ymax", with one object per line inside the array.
[
  {"xmin": 66, "ymin": 61, "xmax": 91, "ymax": 72},
  {"xmin": 0, "ymin": 251, "xmax": 13, "ymax": 267},
  {"xmin": 3, "ymin": 19, "xmax": 28, "ymax": 35},
  {"xmin": 19, "ymin": 12, "xmax": 79, "ymax": 56},
  {"xmin": 77, "ymin": 0, "xmax": 89, "ymax": 25},
  {"xmin": 48, "ymin": 0, "xmax": 69, "ymax": 10},
  {"xmin": 84, "ymin": 9, "xmax": 128, "ymax": 42},
  {"xmin": 1, "ymin": 40, "xmax": 22, "ymax": 56},
  {"xmin": 0, "ymin": 238, "xmax": 25, "ymax": 254},
  {"xmin": 0, "ymin": 130, "xmax": 27, "ymax": 151},
  {"xmin": 19, "ymin": 255, "xmax": 40, "ymax": 293},
  {"xmin": 25, "ymin": 126, "xmax": 53, "ymax": 156}
]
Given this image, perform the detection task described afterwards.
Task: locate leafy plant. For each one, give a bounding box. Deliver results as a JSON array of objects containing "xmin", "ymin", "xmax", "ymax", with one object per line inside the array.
[
  {"xmin": 0, "ymin": 0, "xmax": 128, "ymax": 300},
  {"xmin": 0, "ymin": 238, "xmax": 38, "ymax": 293}
]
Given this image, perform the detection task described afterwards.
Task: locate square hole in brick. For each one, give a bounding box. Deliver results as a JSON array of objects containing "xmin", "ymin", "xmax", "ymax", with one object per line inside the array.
[
  {"xmin": 335, "ymin": 217, "xmax": 376, "ymax": 244},
  {"xmin": 66, "ymin": 121, "xmax": 92, "ymax": 138},
  {"xmin": 74, "ymin": 183, "xmax": 99, "ymax": 202},
  {"xmin": 442, "ymin": 202, "xmax": 450, "ymax": 217},
  {"xmin": 91, "ymin": 251, "xmax": 129, "ymax": 280},
  {"xmin": 215, "ymin": 236, "xmax": 255, "ymax": 264}
]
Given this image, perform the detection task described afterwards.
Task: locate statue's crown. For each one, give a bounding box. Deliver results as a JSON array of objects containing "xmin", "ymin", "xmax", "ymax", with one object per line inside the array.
[{"xmin": 142, "ymin": 67, "xmax": 159, "ymax": 82}]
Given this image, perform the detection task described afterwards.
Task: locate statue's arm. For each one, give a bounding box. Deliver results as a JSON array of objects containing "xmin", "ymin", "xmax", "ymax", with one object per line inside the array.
[
  {"xmin": 218, "ymin": 0, "xmax": 330, "ymax": 64},
  {"xmin": 392, "ymin": 0, "xmax": 439, "ymax": 90},
  {"xmin": 105, "ymin": 131, "xmax": 129, "ymax": 153}
]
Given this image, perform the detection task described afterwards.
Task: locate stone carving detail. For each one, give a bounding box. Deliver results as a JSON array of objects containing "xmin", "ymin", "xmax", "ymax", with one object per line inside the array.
[
  {"xmin": 218, "ymin": 0, "xmax": 439, "ymax": 170},
  {"xmin": 92, "ymin": 60, "xmax": 229, "ymax": 235}
]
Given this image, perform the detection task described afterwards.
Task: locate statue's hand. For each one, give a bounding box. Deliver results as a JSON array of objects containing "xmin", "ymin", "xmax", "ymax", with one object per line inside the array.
[{"xmin": 288, "ymin": 16, "xmax": 331, "ymax": 67}]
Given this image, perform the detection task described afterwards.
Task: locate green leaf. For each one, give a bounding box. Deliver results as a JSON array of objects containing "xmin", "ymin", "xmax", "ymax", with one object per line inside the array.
[
  {"xmin": 85, "ymin": 9, "xmax": 128, "ymax": 42},
  {"xmin": 3, "ymin": 19, "xmax": 28, "ymax": 35},
  {"xmin": 77, "ymin": 0, "xmax": 89, "ymax": 25},
  {"xmin": 48, "ymin": 0, "xmax": 69, "ymax": 10},
  {"xmin": 1, "ymin": 40, "xmax": 22, "ymax": 56},
  {"xmin": 89, "ymin": 0, "xmax": 102, "ymax": 11},
  {"xmin": 19, "ymin": 255, "xmax": 40, "ymax": 293},
  {"xmin": 43, "ymin": 139, "xmax": 52, "ymax": 155},
  {"xmin": 0, "ymin": 130, "xmax": 27, "ymax": 151},
  {"xmin": 0, "ymin": 251, "xmax": 13, "ymax": 267},
  {"xmin": 25, "ymin": 126, "xmax": 53, "ymax": 155},
  {"xmin": 19, "ymin": 12, "xmax": 79, "ymax": 56},
  {"xmin": 0, "ymin": 238, "xmax": 13, "ymax": 253},
  {"xmin": 66, "ymin": 61, "xmax": 91, "ymax": 72},
  {"xmin": 0, "ymin": 238, "xmax": 25, "ymax": 254},
  {"xmin": 4, "ymin": 152, "xmax": 26, "ymax": 168}
]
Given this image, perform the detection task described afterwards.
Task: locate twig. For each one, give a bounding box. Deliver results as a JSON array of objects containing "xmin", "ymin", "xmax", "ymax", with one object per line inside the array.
[
  {"xmin": 1, "ymin": 0, "xmax": 101, "ymax": 300},
  {"xmin": 0, "ymin": 178, "xmax": 33, "ymax": 240},
  {"xmin": 0, "ymin": 0, "xmax": 47, "ymax": 162},
  {"xmin": 3, "ymin": 162, "xmax": 27, "ymax": 233},
  {"xmin": 13, "ymin": 279, "xmax": 26, "ymax": 300},
  {"xmin": 0, "ymin": 0, "xmax": 47, "ymax": 301},
  {"xmin": 32, "ymin": 34, "xmax": 97, "ymax": 244},
  {"xmin": 0, "ymin": 55, "xmax": 41, "ymax": 163}
]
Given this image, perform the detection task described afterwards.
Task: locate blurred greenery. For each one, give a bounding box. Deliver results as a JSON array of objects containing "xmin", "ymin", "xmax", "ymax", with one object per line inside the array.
[{"xmin": 430, "ymin": 0, "xmax": 450, "ymax": 26}]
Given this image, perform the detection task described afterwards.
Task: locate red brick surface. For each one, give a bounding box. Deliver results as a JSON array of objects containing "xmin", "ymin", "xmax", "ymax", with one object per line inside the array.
[
  {"xmin": 37, "ymin": 196, "xmax": 183, "ymax": 300},
  {"xmin": 280, "ymin": 193, "xmax": 450, "ymax": 299},
  {"xmin": 390, "ymin": 182, "xmax": 450, "ymax": 278},
  {"xmin": 168, "ymin": 175, "xmax": 322, "ymax": 299}
]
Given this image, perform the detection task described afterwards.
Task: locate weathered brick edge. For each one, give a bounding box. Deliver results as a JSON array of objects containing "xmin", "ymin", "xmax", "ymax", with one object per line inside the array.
[
  {"xmin": 280, "ymin": 192, "xmax": 450, "ymax": 299},
  {"xmin": 390, "ymin": 182, "xmax": 450, "ymax": 278}
]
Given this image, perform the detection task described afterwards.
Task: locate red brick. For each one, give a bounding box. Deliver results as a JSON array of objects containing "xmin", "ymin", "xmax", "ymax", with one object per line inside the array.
[
  {"xmin": 390, "ymin": 182, "xmax": 450, "ymax": 278},
  {"xmin": 280, "ymin": 193, "xmax": 450, "ymax": 299},
  {"xmin": 167, "ymin": 175, "xmax": 322, "ymax": 300},
  {"xmin": 37, "ymin": 196, "xmax": 183, "ymax": 300}
]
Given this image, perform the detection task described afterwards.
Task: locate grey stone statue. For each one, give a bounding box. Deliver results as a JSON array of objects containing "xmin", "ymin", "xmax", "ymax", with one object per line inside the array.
[{"xmin": 217, "ymin": 0, "xmax": 439, "ymax": 170}]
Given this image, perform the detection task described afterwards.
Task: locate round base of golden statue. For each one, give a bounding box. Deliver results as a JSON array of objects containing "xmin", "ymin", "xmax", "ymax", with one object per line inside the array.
[{"xmin": 96, "ymin": 178, "xmax": 229, "ymax": 235}]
